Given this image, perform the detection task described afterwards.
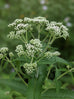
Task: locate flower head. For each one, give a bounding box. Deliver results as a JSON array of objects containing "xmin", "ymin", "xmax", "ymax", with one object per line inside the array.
[
  {"xmin": 46, "ymin": 21, "xmax": 69, "ymax": 39},
  {"xmin": 0, "ymin": 47, "xmax": 8, "ymax": 54},
  {"xmin": 9, "ymin": 52, "xmax": 14, "ymax": 58},
  {"xmin": 30, "ymin": 39, "xmax": 42, "ymax": 47},
  {"xmin": 45, "ymin": 51, "xmax": 60, "ymax": 59},
  {"xmin": 25, "ymin": 39, "xmax": 43, "ymax": 57},
  {"xmin": 7, "ymin": 31, "xmax": 15, "ymax": 39},
  {"xmin": 14, "ymin": 23, "xmax": 29, "ymax": 30},
  {"xmin": 15, "ymin": 29, "xmax": 25, "ymax": 39},
  {"xmin": 15, "ymin": 45, "xmax": 25, "ymax": 57},
  {"xmin": 23, "ymin": 62, "xmax": 37, "ymax": 74},
  {"xmin": 8, "ymin": 19, "xmax": 23, "ymax": 28},
  {"xmin": 24, "ymin": 17, "xmax": 49, "ymax": 25}
]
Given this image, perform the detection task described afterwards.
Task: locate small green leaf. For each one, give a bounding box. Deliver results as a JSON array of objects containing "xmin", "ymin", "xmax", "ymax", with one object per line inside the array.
[{"xmin": 55, "ymin": 57, "xmax": 69, "ymax": 65}]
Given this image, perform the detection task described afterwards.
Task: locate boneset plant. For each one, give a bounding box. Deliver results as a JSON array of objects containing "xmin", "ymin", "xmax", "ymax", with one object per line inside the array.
[{"xmin": 0, "ymin": 17, "xmax": 74, "ymax": 99}]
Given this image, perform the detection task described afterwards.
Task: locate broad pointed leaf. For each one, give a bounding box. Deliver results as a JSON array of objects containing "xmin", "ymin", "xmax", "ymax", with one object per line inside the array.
[{"xmin": 0, "ymin": 79, "xmax": 27, "ymax": 96}]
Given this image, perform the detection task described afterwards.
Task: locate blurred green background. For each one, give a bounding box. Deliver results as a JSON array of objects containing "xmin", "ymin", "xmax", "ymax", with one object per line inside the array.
[{"xmin": 0, "ymin": 0, "xmax": 74, "ymax": 61}]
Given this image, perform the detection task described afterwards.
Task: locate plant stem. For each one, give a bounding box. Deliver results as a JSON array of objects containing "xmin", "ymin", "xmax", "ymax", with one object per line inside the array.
[
  {"xmin": 38, "ymin": 25, "xmax": 41, "ymax": 39},
  {"xmin": 37, "ymin": 34, "xmax": 54, "ymax": 60},
  {"xmin": 42, "ymin": 34, "xmax": 49, "ymax": 42},
  {"xmin": 57, "ymin": 68, "xmax": 74, "ymax": 80},
  {"xmin": 30, "ymin": 32, "xmax": 35, "ymax": 39},
  {"xmin": 6, "ymin": 57, "xmax": 28, "ymax": 86},
  {"xmin": 26, "ymin": 30, "xmax": 28, "ymax": 43}
]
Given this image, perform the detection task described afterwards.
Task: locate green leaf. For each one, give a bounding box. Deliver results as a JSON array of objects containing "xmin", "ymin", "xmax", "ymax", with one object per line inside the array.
[
  {"xmin": 15, "ymin": 96, "xmax": 26, "ymax": 99},
  {"xmin": 55, "ymin": 68, "xmax": 61, "ymax": 92},
  {"xmin": 3, "ymin": 61, "xmax": 9, "ymax": 69},
  {"xmin": 0, "ymin": 79, "xmax": 27, "ymax": 96},
  {"xmin": 39, "ymin": 57, "xmax": 56, "ymax": 65},
  {"xmin": 39, "ymin": 57, "xmax": 69, "ymax": 65},
  {"xmin": 60, "ymin": 76, "xmax": 74, "ymax": 85},
  {"xmin": 41, "ymin": 89, "xmax": 74, "ymax": 99},
  {"xmin": 26, "ymin": 78, "xmax": 42, "ymax": 99},
  {"xmin": 0, "ymin": 89, "xmax": 12, "ymax": 99},
  {"xmin": 55, "ymin": 57, "xmax": 69, "ymax": 65}
]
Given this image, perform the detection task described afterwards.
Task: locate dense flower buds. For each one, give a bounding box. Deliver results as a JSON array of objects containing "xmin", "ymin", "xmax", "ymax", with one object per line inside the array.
[
  {"xmin": 0, "ymin": 47, "xmax": 8, "ymax": 54},
  {"xmin": 8, "ymin": 19, "xmax": 23, "ymax": 27},
  {"xmin": 23, "ymin": 62, "xmax": 37, "ymax": 74},
  {"xmin": 9, "ymin": 52, "xmax": 14, "ymax": 58},
  {"xmin": 25, "ymin": 39, "xmax": 43, "ymax": 57},
  {"xmin": 15, "ymin": 45, "xmax": 25, "ymax": 57},
  {"xmin": 24, "ymin": 17, "xmax": 49, "ymax": 25},
  {"xmin": 0, "ymin": 47, "xmax": 8, "ymax": 59},
  {"xmin": 46, "ymin": 21, "xmax": 69, "ymax": 39},
  {"xmin": 45, "ymin": 51, "xmax": 60, "ymax": 58},
  {"xmin": 7, "ymin": 31, "xmax": 15, "ymax": 39}
]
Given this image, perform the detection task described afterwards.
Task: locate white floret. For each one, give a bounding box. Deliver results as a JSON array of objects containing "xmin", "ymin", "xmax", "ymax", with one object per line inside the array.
[
  {"xmin": 9, "ymin": 52, "xmax": 14, "ymax": 57},
  {"xmin": 7, "ymin": 31, "xmax": 15, "ymax": 39},
  {"xmin": 25, "ymin": 39, "xmax": 43, "ymax": 57},
  {"xmin": 15, "ymin": 45, "xmax": 25, "ymax": 57},
  {"xmin": 23, "ymin": 62, "xmax": 37, "ymax": 74},
  {"xmin": 0, "ymin": 47, "xmax": 8, "ymax": 53},
  {"xmin": 45, "ymin": 51, "xmax": 60, "ymax": 59},
  {"xmin": 46, "ymin": 21, "xmax": 69, "ymax": 39}
]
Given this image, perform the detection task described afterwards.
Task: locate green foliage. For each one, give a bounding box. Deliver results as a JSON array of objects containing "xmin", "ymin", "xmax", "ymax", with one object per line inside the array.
[
  {"xmin": 41, "ymin": 89, "xmax": 74, "ymax": 99},
  {"xmin": 0, "ymin": 79, "xmax": 27, "ymax": 96},
  {"xmin": 39, "ymin": 56, "xmax": 69, "ymax": 65},
  {"xmin": 0, "ymin": 89, "xmax": 12, "ymax": 99}
]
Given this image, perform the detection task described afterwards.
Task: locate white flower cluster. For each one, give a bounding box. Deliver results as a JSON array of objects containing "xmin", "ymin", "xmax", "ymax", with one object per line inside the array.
[
  {"xmin": 15, "ymin": 29, "xmax": 25, "ymax": 39},
  {"xmin": 8, "ymin": 18, "xmax": 31, "ymax": 40},
  {"xmin": 25, "ymin": 39, "xmax": 43, "ymax": 57},
  {"xmin": 14, "ymin": 23, "xmax": 29, "ymax": 30},
  {"xmin": 25, "ymin": 44, "xmax": 35, "ymax": 57},
  {"xmin": 0, "ymin": 47, "xmax": 8, "ymax": 54},
  {"xmin": 24, "ymin": 17, "xmax": 49, "ymax": 25},
  {"xmin": 8, "ymin": 18, "xmax": 30, "ymax": 31},
  {"xmin": 8, "ymin": 19, "xmax": 23, "ymax": 27},
  {"xmin": 7, "ymin": 31, "xmax": 15, "ymax": 39},
  {"xmin": 7, "ymin": 29, "xmax": 26, "ymax": 39},
  {"xmin": 46, "ymin": 22, "xmax": 69, "ymax": 39},
  {"xmin": 9, "ymin": 52, "xmax": 14, "ymax": 58},
  {"xmin": 30, "ymin": 39, "xmax": 42, "ymax": 48},
  {"xmin": 0, "ymin": 47, "xmax": 8, "ymax": 59},
  {"xmin": 8, "ymin": 17, "xmax": 69, "ymax": 42},
  {"xmin": 23, "ymin": 62, "xmax": 37, "ymax": 74},
  {"xmin": 15, "ymin": 45, "xmax": 25, "ymax": 57},
  {"xmin": 45, "ymin": 51, "xmax": 60, "ymax": 59}
]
